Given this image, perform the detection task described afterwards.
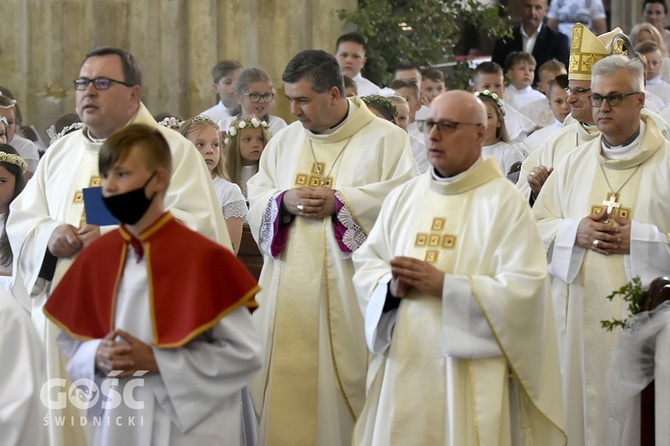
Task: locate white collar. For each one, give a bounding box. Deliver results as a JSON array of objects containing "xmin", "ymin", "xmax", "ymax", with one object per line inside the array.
[
  {"xmin": 601, "ymin": 120, "xmax": 645, "ymax": 159},
  {"xmin": 431, "ymin": 157, "xmax": 484, "ymax": 183}
]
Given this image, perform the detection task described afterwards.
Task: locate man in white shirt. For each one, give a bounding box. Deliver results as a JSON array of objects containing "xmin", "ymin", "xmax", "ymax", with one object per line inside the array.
[{"xmin": 335, "ymin": 33, "xmax": 379, "ymax": 96}]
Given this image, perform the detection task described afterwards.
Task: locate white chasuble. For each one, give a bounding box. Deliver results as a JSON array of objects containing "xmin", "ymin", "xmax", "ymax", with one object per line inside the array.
[
  {"xmin": 247, "ymin": 96, "xmax": 415, "ymax": 446},
  {"xmin": 533, "ymin": 115, "xmax": 670, "ymax": 446},
  {"xmin": 352, "ymin": 158, "xmax": 566, "ymax": 446},
  {"xmin": 6, "ymin": 103, "xmax": 231, "ymax": 446}
]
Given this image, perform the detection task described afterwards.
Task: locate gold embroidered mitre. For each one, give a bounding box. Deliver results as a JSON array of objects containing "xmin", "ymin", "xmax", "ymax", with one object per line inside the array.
[{"xmin": 569, "ymin": 24, "xmax": 626, "ymax": 81}]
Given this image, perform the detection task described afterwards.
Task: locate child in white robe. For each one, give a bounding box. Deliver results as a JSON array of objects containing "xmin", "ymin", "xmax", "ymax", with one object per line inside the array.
[
  {"xmin": 0, "ymin": 144, "xmax": 26, "ymax": 281},
  {"xmin": 223, "ymin": 115, "xmax": 270, "ymax": 200},
  {"xmin": 475, "ymin": 90, "xmax": 524, "ymax": 179},
  {"xmin": 180, "ymin": 116, "xmax": 246, "ymax": 253},
  {"xmin": 44, "ymin": 124, "xmax": 262, "ymax": 446},
  {"xmin": 217, "ymin": 67, "xmax": 287, "ymax": 137}
]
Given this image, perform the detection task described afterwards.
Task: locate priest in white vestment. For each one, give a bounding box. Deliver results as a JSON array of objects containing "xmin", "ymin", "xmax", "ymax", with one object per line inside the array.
[
  {"xmin": 6, "ymin": 47, "xmax": 231, "ymax": 446},
  {"xmin": 351, "ymin": 90, "xmax": 566, "ymax": 446},
  {"xmin": 247, "ymin": 50, "xmax": 415, "ymax": 446},
  {"xmin": 533, "ymin": 55, "xmax": 670, "ymax": 446}
]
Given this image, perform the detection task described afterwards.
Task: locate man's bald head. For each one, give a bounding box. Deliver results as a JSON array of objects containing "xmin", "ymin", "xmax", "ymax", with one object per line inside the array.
[{"xmin": 426, "ymin": 90, "xmax": 487, "ymax": 177}]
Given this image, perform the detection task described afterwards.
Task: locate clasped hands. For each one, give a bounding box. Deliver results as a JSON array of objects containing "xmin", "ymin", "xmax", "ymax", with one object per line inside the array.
[
  {"xmin": 576, "ymin": 211, "xmax": 631, "ymax": 255},
  {"xmin": 48, "ymin": 224, "xmax": 100, "ymax": 258},
  {"xmin": 528, "ymin": 165, "xmax": 553, "ymax": 198},
  {"xmin": 389, "ymin": 256, "xmax": 444, "ymax": 298},
  {"xmin": 283, "ymin": 186, "xmax": 336, "ymax": 219},
  {"xmin": 95, "ymin": 329, "xmax": 158, "ymax": 378}
]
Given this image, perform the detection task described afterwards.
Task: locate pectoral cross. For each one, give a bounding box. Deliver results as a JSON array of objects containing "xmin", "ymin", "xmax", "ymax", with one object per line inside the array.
[{"xmin": 602, "ymin": 192, "xmax": 621, "ymax": 223}]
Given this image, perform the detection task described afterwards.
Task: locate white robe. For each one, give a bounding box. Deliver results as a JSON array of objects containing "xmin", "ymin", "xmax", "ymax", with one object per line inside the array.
[
  {"xmin": 247, "ymin": 97, "xmax": 415, "ymax": 446},
  {"xmin": 646, "ymin": 76, "xmax": 670, "ymax": 107},
  {"xmin": 504, "ymin": 84, "xmax": 546, "ymax": 111},
  {"xmin": 200, "ymin": 100, "xmax": 238, "ymax": 124},
  {"xmin": 352, "ymin": 73, "xmax": 380, "ymax": 97},
  {"xmin": 481, "ymin": 140, "xmax": 525, "ymax": 175},
  {"xmin": 6, "ymin": 102, "xmax": 231, "ymax": 446},
  {"xmin": 518, "ymin": 119, "xmax": 563, "ymax": 156},
  {"xmin": 55, "ymin": 248, "xmax": 261, "ymax": 446},
  {"xmin": 352, "ymin": 158, "xmax": 566, "ymax": 445},
  {"xmin": 9, "ymin": 134, "xmax": 41, "ymax": 174},
  {"xmin": 505, "ymin": 104, "xmax": 537, "ymax": 144},
  {"xmin": 532, "ymin": 116, "xmax": 670, "ymax": 446},
  {"xmin": 409, "ymin": 133, "xmax": 429, "ymax": 174},
  {"xmin": 0, "ymin": 288, "xmax": 46, "ymax": 446},
  {"xmin": 517, "ymin": 95, "xmax": 556, "ymax": 128}
]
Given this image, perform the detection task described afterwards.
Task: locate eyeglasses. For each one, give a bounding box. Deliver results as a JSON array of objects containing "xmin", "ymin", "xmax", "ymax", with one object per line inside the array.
[
  {"xmin": 73, "ymin": 77, "xmax": 134, "ymax": 91},
  {"xmin": 244, "ymin": 93, "xmax": 275, "ymax": 103},
  {"xmin": 588, "ymin": 92, "xmax": 641, "ymax": 107},
  {"xmin": 424, "ymin": 120, "xmax": 482, "ymax": 133},
  {"xmin": 565, "ymin": 87, "xmax": 591, "ymax": 96}
]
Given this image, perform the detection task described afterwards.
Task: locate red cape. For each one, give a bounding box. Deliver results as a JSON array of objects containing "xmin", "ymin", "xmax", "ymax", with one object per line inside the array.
[{"xmin": 44, "ymin": 213, "xmax": 259, "ymax": 348}]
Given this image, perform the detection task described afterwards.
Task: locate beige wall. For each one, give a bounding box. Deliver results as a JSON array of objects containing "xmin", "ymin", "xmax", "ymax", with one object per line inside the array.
[{"xmin": 0, "ymin": 0, "xmax": 356, "ymax": 140}]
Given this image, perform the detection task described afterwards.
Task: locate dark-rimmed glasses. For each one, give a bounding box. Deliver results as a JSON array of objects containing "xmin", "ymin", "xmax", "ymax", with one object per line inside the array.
[
  {"xmin": 425, "ymin": 120, "xmax": 482, "ymax": 133},
  {"xmin": 589, "ymin": 92, "xmax": 641, "ymax": 107},
  {"xmin": 244, "ymin": 93, "xmax": 275, "ymax": 103},
  {"xmin": 73, "ymin": 77, "xmax": 134, "ymax": 91},
  {"xmin": 565, "ymin": 87, "xmax": 591, "ymax": 96}
]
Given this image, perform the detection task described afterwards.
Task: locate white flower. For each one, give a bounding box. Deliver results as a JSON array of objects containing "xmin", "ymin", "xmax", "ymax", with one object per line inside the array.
[
  {"xmin": 261, "ymin": 121, "xmax": 268, "ymax": 127},
  {"xmin": 251, "ymin": 117, "xmax": 260, "ymax": 127},
  {"xmin": 224, "ymin": 137, "xmax": 230, "ymax": 145},
  {"xmin": 228, "ymin": 126, "xmax": 237, "ymax": 136},
  {"xmin": 239, "ymin": 121, "xmax": 247, "ymax": 129}
]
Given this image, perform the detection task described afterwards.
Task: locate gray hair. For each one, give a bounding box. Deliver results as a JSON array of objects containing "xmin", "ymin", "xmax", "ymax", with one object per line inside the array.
[{"xmin": 591, "ymin": 55, "xmax": 645, "ymax": 92}]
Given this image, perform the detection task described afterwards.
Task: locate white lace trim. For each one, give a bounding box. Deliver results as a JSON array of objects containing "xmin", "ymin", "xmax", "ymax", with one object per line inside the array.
[
  {"xmin": 259, "ymin": 192, "xmax": 281, "ymax": 257},
  {"xmin": 223, "ymin": 200, "xmax": 248, "ymax": 220},
  {"xmin": 335, "ymin": 191, "xmax": 366, "ymax": 257}
]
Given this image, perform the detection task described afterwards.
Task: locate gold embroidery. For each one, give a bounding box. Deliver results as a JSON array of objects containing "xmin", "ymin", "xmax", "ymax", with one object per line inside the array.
[
  {"xmin": 294, "ymin": 162, "xmax": 334, "ymax": 189},
  {"xmin": 73, "ymin": 191, "xmax": 83, "ymax": 203},
  {"xmin": 414, "ymin": 217, "xmax": 457, "ymax": 264},
  {"xmin": 89, "ymin": 176, "xmax": 102, "ymax": 187},
  {"xmin": 591, "ymin": 192, "xmax": 631, "ymax": 223}
]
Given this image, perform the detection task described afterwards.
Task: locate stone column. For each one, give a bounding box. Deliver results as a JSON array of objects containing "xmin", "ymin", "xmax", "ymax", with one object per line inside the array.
[{"xmin": 0, "ymin": 0, "xmax": 356, "ymax": 143}]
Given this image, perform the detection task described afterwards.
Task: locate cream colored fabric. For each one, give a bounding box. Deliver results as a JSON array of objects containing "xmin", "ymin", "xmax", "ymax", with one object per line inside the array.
[
  {"xmin": 533, "ymin": 116, "xmax": 670, "ymax": 445},
  {"xmin": 247, "ymin": 96, "xmax": 415, "ymax": 446},
  {"xmin": 352, "ymin": 158, "xmax": 566, "ymax": 446}
]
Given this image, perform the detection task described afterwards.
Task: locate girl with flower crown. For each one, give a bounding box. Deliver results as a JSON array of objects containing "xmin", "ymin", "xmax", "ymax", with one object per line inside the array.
[
  {"xmin": 217, "ymin": 67, "xmax": 287, "ymax": 138},
  {"xmin": 0, "ymin": 144, "xmax": 26, "ymax": 278},
  {"xmin": 180, "ymin": 116, "xmax": 247, "ymax": 253},
  {"xmin": 475, "ymin": 90, "xmax": 525, "ymax": 179},
  {"xmin": 224, "ymin": 115, "xmax": 270, "ymax": 200}
]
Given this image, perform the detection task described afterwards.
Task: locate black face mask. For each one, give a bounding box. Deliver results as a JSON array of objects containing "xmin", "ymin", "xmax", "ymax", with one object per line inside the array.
[{"xmin": 102, "ymin": 172, "xmax": 157, "ymax": 225}]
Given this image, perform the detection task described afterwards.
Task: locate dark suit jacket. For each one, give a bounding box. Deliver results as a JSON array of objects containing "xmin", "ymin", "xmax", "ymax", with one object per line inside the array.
[{"xmin": 492, "ymin": 24, "xmax": 570, "ymax": 85}]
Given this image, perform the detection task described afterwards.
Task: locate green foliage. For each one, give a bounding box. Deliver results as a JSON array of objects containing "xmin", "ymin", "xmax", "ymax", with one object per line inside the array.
[
  {"xmin": 601, "ymin": 277, "xmax": 646, "ymax": 332},
  {"xmin": 337, "ymin": 0, "xmax": 511, "ymax": 88}
]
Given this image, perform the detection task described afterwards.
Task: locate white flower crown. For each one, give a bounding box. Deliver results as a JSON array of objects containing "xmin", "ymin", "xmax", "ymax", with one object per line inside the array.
[
  {"xmin": 158, "ymin": 116, "xmax": 184, "ymax": 129},
  {"xmin": 0, "ymin": 151, "xmax": 27, "ymax": 173},
  {"xmin": 475, "ymin": 90, "xmax": 506, "ymax": 117},
  {"xmin": 224, "ymin": 116, "xmax": 269, "ymax": 145}
]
